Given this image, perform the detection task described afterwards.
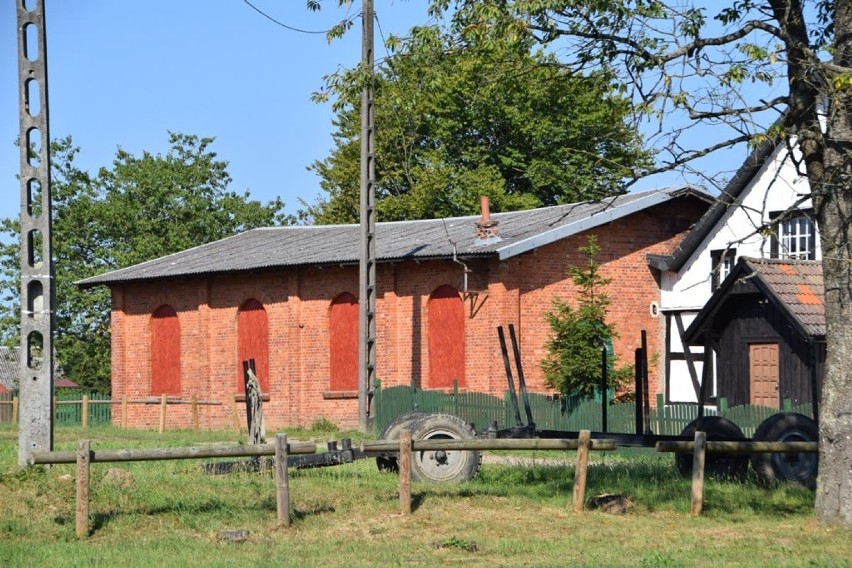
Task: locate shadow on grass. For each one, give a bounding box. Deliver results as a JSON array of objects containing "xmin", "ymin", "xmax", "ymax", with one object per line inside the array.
[{"xmin": 420, "ymin": 458, "xmax": 817, "ymax": 517}]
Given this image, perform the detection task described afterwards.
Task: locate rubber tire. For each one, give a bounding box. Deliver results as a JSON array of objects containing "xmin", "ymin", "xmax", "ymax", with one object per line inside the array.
[
  {"xmin": 675, "ymin": 416, "xmax": 750, "ymax": 479},
  {"xmin": 375, "ymin": 411, "xmax": 427, "ymax": 473},
  {"xmin": 750, "ymin": 413, "xmax": 818, "ymax": 489},
  {"xmin": 409, "ymin": 413, "xmax": 481, "ymax": 483}
]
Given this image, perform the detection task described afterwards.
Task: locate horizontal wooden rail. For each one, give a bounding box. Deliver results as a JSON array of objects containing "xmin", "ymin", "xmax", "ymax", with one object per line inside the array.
[
  {"xmin": 361, "ymin": 437, "xmax": 617, "ymax": 453},
  {"xmin": 124, "ymin": 398, "xmax": 222, "ymax": 406},
  {"xmin": 655, "ymin": 440, "xmax": 818, "ymax": 455},
  {"xmin": 30, "ymin": 441, "xmax": 316, "ymax": 465}
]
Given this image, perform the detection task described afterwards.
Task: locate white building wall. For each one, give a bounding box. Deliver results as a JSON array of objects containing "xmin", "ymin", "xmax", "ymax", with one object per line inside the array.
[
  {"xmin": 661, "ymin": 143, "xmax": 818, "ymax": 403},
  {"xmin": 662, "ymin": 144, "xmax": 816, "ymax": 312}
]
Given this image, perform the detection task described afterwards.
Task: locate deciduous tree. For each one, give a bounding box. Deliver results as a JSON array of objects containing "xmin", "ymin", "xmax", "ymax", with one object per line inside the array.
[
  {"xmin": 426, "ymin": 0, "xmax": 852, "ymax": 527},
  {"xmin": 305, "ymin": 22, "xmax": 650, "ymax": 223},
  {"xmin": 0, "ymin": 133, "xmax": 289, "ymax": 392}
]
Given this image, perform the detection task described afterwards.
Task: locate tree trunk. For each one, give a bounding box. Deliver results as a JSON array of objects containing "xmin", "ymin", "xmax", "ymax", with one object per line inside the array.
[{"xmin": 814, "ymin": 0, "xmax": 852, "ymax": 527}]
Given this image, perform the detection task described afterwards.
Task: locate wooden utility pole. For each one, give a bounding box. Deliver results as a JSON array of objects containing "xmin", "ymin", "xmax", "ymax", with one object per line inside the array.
[{"xmin": 358, "ymin": 0, "xmax": 376, "ymax": 432}]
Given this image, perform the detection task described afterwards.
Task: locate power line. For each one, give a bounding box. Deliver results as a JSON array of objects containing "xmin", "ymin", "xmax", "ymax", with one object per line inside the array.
[{"xmin": 242, "ymin": 0, "xmax": 358, "ymax": 35}]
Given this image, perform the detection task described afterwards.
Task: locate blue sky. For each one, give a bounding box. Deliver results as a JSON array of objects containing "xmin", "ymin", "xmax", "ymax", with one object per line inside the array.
[
  {"xmin": 1, "ymin": 0, "xmax": 432, "ymax": 222},
  {"xmin": 1, "ymin": 1, "xmax": 756, "ymax": 227}
]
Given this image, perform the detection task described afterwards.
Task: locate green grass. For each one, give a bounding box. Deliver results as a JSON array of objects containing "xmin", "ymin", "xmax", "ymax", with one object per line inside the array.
[{"xmin": 0, "ymin": 424, "xmax": 850, "ymax": 567}]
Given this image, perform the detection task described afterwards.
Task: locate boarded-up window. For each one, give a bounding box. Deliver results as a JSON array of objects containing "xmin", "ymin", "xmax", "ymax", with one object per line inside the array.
[
  {"xmin": 329, "ymin": 292, "xmax": 358, "ymax": 391},
  {"xmin": 151, "ymin": 305, "xmax": 180, "ymax": 396},
  {"xmin": 428, "ymin": 285, "xmax": 465, "ymax": 388},
  {"xmin": 237, "ymin": 299, "xmax": 269, "ymax": 393}
]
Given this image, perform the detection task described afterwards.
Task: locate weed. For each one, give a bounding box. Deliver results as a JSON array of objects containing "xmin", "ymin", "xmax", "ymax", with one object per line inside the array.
[{"xmin": 310, "ymin": 416, "xmax": 339, "ymax": 432}]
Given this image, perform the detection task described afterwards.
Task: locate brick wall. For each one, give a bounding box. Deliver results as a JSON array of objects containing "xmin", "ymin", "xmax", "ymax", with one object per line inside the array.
[{"xmin": 110, "ymin": 197, "xmax": 705, "ymax": 430}]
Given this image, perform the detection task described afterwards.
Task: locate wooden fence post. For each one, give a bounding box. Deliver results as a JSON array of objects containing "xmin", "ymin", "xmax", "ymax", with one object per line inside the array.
[
  {"xmin": 275, "ymin": 434, "xmax": 290, "ymax": 527},
  {"xmin": 399, "ymin": 431, "xmax": 412, "ymax": 515},
  {"xmin": 76, "ymin": 439, "xmax": 90, "ymax": 539},
  {"xmin": 572, "ymin": 430, "xmax": 591, "ymax": 513},
  {"xmin": 121, "ymin": 397, "xmax": 127, "ymax": 429},
  {"xmin": 159, "ymin": 394, "xmax": 167, "ymax": 434},
  {"xmin": 81, "ymin": 395, "xmax": 89, "ymax": 430},
  {"xmin": 12, "ymin": 396, "xmax": 18, "ymax": 424},
  {"xmin": 191, "ymin": 394, "xmax": 199, "ymax": 433},
  {"xmin": 690, "ymin": 430, "xmax": 707, "ymax": 516},
  {"xmin": 231, "ymin": 395, "xmax": 240, "ymax": 434},
  {"xmin": 52, "ymin": 397, "xmax": 57, "ymax": 422}
]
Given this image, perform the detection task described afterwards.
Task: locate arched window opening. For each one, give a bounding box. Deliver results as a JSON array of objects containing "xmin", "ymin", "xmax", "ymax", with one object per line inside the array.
[
  {"xmin": 329, "ymin": 292, "xmax": 358, "ymax": 391},
  {"xmin": 428, "ymin": 285, "xmax": 465, "ymax": 389},
  {"xmin": 151, "ymin": 305, "xmax": 181, "ymax": 395},
  {"xmin": 237, "ymin": 298, "xmax": 270, "ymax": 393}
]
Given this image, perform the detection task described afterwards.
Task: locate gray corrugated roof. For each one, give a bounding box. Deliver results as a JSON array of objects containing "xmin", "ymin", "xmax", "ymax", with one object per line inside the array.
[
  {"xmin": 78, "ymin": 186, "xmax": 710, "ymax": 288},
  {"xmin": 0, "ymin": 346, "xmax": 19, "ymax": 391},
  {"xmin": 0, "ymin": 346, "xmax": 75, "ymax": 391}
]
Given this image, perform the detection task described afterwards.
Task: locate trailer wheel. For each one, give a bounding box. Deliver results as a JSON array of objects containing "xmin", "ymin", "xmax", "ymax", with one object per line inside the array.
[
  {"xmin": 675, "ymin": 416, "xmax": 749, "ymax": 479},
  {"xmin": 409, "ymin": 413, "xmax": 481, "ymax": 483},
  {"xmin": 375, "ymin": 411, "xmax": 427, "ymax": 473},
  {"xmin": 750, "ymin": 413, "xmax": 818, "ymax": 489}
]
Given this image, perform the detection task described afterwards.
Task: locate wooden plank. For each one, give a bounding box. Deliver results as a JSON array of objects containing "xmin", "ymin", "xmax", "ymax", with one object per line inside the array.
[
  {"xmin": 231, "ymin": 395, "xmax": 241, "ymax": 434},
  {"xmin": 655, "ymin": 440, "xmax": 818, "ymax": 454},
  {"xmin": 76, "ymin": 439, "xmax": 90, "ymax": 539},
  {"xmin": 674, "ymin": 312, "xmax": 702, "ymax": 397},
  {"xmin": 31, "ymin": 441, "xmax": 317, "ymax": 465},
  {"xmin": 399, "ymin": 431, "xmax": 412, "ymax": 515},
  {"xmin": 572, "ymin": 430, "xmax": 590, "ymax": 513},
  {"xmin": 191, "ymin": 394, "xmax": 199, "ymax": 433},
  {"xmin": 275, "ymin": 434, "xmax": 290, "ymax": 527},
  {"xmin": 81, "ymin": 395, "xmax": 89, "ymax": 431},
  {"xmin": 159, "ymin": 394, "xmax": 167, "ymax": 434},
  {"xmin": 361, "ymin": 438, "xmax": 617, "ymax": 453},
  {"xmin": 691, "ymin": 431, "xmax": 706, "ymax": 516}
]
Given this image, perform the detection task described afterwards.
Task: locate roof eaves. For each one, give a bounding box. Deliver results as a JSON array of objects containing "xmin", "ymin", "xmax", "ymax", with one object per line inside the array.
[
  {"xmin": 495, "ymin": 186, "xmax": 701, "ymax": 261},
  {"xmin": 663, "ymin": 137, "xmax": 782, "ymax": 273}
]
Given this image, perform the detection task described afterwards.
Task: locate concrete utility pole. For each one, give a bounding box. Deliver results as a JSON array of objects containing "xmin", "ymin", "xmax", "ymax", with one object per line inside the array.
[
  {"xmin": 358, "ymin": 0, "xmax": 376, "ymax": 432},
  {"xmin": 17, "ymin": 0, "xmax": 55, "ymax": 466}
]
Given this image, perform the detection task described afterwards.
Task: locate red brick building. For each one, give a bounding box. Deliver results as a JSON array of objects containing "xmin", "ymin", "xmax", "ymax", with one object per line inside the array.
[{"xmin": 79, "ymin": 187, "xmax": 711, "ymax": 430}]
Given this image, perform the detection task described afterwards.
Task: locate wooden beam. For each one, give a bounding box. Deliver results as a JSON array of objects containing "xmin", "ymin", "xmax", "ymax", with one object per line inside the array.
[
  {"xmin": 275, "ymin": 434, "xmax": 290, "ymax": 527},
  {"xmin": 76, "ymin": 439, "xmax": 90, "ymax": 538},
  {"xmin": 31, "ymin": 441, "xmax": 317, "ymax": 465},
  {"xmin": 572, "ymin": 430, "xmax": 591, "ymax": 513},
  {"xmin": 690, "ymin": 431, "xmax": 706, "ymax": 516},
  {"xmin": 656, "ymin": 440, "xmax": 818, "ymax": 454},
  {"xmin": 361, "ymin": 438, "xmax": 617, "ymax": 453},
  {"xmin": 399, "ymin": 431, "xmax": 412, "ymax": 515}
]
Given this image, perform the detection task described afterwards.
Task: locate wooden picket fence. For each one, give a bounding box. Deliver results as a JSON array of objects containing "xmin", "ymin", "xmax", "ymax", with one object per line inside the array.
[{"xmin": 373, "ymin": 382, "xmax": 815, "ymax": 436}]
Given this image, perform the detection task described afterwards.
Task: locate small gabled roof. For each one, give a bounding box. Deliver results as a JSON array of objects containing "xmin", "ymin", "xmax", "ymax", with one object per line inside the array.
[
  {"xmin": 0, "ymin": 346, "xmax": 77, "ymax": 392},
  {"xmin": 647, "ymin": 135, "xmax": 781, "ymax": 273},
  {"xmin": 78, "ymin": 185, "xmax": 711, "ymax": 289},
  {"xmin": 685, "ymin": 257, "xmax": 824, "ymax": 344}
]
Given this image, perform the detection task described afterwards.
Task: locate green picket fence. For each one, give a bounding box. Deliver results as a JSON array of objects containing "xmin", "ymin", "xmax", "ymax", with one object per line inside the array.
[
  {"xmin": 373, "ymin": 382, "xmax": 815, "ymax": 437},
  {"xmin": 54, "ymin": 392, "xmax": 112, "ymax": 426}
]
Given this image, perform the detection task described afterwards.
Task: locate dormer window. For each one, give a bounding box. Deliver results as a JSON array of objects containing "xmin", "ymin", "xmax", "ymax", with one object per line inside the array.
[
  {"xmin": 710, "ymin": 248, "xmax": 736, "ymax": 290},
  {"xmin": 770, "ymin": 210, "xmax": 816, "ymax": 260}
]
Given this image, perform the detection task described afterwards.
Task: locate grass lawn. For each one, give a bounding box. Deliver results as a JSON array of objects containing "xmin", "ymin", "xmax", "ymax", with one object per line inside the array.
[{"xmin": 0, "ymin": 424, "xmax": 849, "ymax": 567}]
